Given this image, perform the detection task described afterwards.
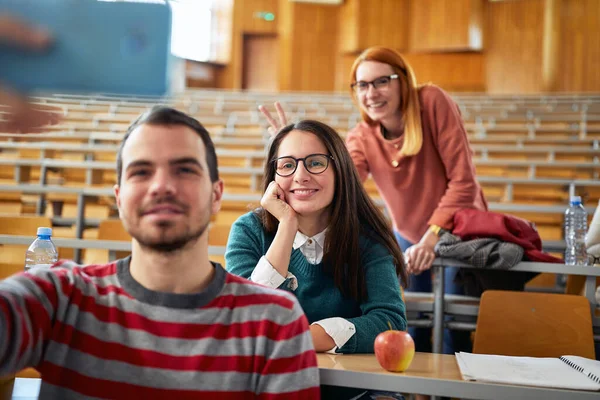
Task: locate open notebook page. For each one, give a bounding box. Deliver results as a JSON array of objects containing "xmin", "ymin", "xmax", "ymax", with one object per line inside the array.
[
  {"xmin": 561, "ymin": 356, "xmax": 600, "ymax": 384},
  {"xmin": 456, "ymin": 352, "xmax": 600, "ymax": 391}
]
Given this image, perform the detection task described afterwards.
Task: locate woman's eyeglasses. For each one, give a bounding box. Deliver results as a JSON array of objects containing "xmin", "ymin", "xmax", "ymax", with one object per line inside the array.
[
  {"xmin": 274, "ymin": 154, "xmax": 334, "ymax": 177},
  {"xmin": 351, "ymin": 74, "xmax": 398, "ymax": 94}
]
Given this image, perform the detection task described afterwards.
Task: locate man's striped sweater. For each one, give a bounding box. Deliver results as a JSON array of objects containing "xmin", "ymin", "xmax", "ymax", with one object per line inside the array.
[{"xmin": 0, "ymin": 257, "xmax": 320, "ymax": 399}]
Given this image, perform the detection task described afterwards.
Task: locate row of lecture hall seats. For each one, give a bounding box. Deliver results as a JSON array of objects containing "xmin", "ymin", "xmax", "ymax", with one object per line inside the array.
[
  {"xmin": 1, "ymin": 91, "xmax": 599, "ymax": 386},
  {"xmin": 0, "ymin": 91, "xmax": 598, "ymax": 263}
]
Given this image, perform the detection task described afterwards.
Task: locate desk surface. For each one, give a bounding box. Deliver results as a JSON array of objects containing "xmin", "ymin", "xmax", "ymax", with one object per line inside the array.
[
  {"xmin": 433, "ymin": 258, "xmax": 600, "ymax": 277},
  {"xmin": 317, "ymin": 353, "xmax": 600, "ymax": 400},
  {"xmin": 6, "ymin": 353, "xmax": 600, "ymax": 400}
]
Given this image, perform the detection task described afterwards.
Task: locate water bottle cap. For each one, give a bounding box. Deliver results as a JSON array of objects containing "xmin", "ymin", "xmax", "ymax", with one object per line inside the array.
[
  {"xmin": 570, "ymin": 196, "xmax": 582, "ymax": 206},
  {"xmin": 37, "ymin": 227, "xmax": 52, "ymax": 236}
]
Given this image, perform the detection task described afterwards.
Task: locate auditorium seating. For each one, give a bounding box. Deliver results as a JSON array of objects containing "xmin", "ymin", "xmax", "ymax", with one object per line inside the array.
[
  {"xmin": 0, "ymin": 90, "xmax": 598, "ymax": 287},
  {"xmin": 84, "ymin": 218, "xmax": 131, "ymax": 265}
]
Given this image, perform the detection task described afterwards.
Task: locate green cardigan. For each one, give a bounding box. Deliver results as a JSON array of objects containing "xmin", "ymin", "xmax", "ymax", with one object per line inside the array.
[{"xmin": 225, "ymin": 211, "xmax": 407, "ymax": 354}]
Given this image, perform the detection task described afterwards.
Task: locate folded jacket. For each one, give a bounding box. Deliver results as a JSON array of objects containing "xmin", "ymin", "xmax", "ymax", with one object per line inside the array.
[
  {"xmin": 435, "ymin": 231, "xmax": 523, "ymax": 269},
  {"xmin": 435, "ymin": 231, "xmax": 538, "ymax": 297},
  {"xmin": 452, "ymin": 209, "xmax": 562, "ymax": 263}
]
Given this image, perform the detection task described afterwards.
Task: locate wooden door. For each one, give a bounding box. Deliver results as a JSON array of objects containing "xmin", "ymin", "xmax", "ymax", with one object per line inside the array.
[{"xmin": 242, "ymin": 34, "xmax": 278, "ymax": 92}]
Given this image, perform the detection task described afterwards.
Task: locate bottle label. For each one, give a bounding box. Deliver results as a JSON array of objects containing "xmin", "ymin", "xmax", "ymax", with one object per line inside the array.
[{"xmin": 25, "ymin": 264, "xmax": 54, "ymax": 270}]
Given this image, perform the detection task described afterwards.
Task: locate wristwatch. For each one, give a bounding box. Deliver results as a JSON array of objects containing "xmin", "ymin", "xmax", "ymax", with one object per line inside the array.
[{"xmin": 429, "ymin": 224, "xmax": 443, "ymax": 237}]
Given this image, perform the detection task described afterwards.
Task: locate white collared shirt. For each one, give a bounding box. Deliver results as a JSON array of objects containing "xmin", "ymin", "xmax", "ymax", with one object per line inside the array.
[{"xmin": 251, "ymin": 229, "xmax": 356, "ymax": 353}]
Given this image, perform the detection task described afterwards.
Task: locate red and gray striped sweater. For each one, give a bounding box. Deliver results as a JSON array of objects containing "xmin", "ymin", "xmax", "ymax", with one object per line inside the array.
[{"xmin": 0, "ymin": 257, "xmax": 320, "ymax": 399}]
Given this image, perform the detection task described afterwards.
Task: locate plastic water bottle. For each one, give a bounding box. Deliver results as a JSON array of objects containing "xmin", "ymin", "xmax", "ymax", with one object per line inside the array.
[
  {"xmin": 25, "ymin": 227, "xmax": 59, "ymax": 271},
  {"xmin": 564, "ymin": 196, "xmax": 588, "ymax": 266}
]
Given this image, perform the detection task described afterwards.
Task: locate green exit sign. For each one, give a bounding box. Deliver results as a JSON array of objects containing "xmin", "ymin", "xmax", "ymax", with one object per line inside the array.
[{"xmin": 254, "ymin": 11, "xmax": 275, "ymax": 21}]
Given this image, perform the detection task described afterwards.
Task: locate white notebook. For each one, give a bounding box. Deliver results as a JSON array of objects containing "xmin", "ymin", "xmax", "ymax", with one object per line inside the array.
[{"xmin": 455, "ymin": 352, "xmax": 600, "ymax": 391}]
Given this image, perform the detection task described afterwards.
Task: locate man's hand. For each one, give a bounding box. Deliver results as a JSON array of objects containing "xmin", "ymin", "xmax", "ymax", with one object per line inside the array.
[{"xmin": 0, "ymin": 14, "xmax": 62, "ymax": 133}]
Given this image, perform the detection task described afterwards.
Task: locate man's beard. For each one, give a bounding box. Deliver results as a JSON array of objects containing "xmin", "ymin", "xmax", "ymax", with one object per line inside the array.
[
  {"xmin": 127, "ymin": 195, "xmax": 211, "ymax": 253},
  {"xmin": 133, "ymin": 219, "xmax": 210, "ymax": 253}
]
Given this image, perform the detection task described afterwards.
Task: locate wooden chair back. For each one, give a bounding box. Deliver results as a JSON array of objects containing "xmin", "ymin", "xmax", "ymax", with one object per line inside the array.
[
  {"xmin": 208, "ymin": 223, "xmax": 231, "ymax": 247},
  {"xmin": 98, "ymin": 218, "xmax": 131, "ymax": 260},
  {"xmin": 98, "ymin": 219, "xmax": 131, "ymax": 242},
  {"xmin": 473, "ymin": 290, "xmax": 595, "ymax": 359},
  {"xmin": 0, "ymin": 216, "xmax": 52, "ymax": 236},
  {"xmin": 85, "ymin": 219, "xmax": 131, "ymax": 264},
  {"xmin": 208, "ymin": 223, "xmax": 231, "ymax": 267}
]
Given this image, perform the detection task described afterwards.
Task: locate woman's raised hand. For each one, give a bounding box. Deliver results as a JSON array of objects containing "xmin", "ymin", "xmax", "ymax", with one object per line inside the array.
[
  {"xmin": 260, "ymin": 181, "xmax": 298, "ymax": 227},
  {"xmin": 258, "ymin": 102, "xmax": 288, "ymax": 137}
]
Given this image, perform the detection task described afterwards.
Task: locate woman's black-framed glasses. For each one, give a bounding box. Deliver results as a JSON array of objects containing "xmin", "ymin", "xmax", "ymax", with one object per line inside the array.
[
  {"xmin": 351, "ymin": 74, "xmax": 399, "ymax": 94},
  {"xmin": 274, "ymin": 154, "xmax": 334, "ymax": 177}
]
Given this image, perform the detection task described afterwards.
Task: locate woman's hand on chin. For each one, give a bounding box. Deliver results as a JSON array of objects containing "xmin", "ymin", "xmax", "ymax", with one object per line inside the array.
[{"xmin": 261, "ymin": 181, "xmax": 298, "ymax": 227}]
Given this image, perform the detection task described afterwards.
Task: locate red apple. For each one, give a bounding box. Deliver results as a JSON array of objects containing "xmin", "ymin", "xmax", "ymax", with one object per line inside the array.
[{"xmin": 374, "ymin": 328, "xmax": 415, "ymax": 372}]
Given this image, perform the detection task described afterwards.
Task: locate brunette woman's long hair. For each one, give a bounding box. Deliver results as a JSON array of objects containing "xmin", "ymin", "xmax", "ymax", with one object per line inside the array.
[{"xmin": 256, "ymin": 120, "xmax": 408, "ymax": 303}]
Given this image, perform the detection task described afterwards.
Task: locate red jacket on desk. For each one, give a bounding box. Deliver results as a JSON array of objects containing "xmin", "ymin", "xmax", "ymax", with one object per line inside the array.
[{"xmin": 452, "ymin": 209, "xmax": 562, "ymax": 263}]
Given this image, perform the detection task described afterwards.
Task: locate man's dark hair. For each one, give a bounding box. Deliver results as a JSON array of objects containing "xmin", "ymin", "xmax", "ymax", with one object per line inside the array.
[{"xmin": 116, "ymin": 106, "xmax": 219, "ymax": 184}]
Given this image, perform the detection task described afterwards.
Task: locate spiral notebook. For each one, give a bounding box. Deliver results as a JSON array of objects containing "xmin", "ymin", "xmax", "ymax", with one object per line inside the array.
[{"xmin": 455, "ymin": 352, "xmax": 600, "ymax": 391}]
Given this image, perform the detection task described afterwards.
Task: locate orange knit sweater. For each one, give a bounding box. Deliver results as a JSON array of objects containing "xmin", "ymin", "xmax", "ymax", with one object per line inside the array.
[{"xmin": 346, "ymin": 85, "xmax": 488, "ymax": 244}]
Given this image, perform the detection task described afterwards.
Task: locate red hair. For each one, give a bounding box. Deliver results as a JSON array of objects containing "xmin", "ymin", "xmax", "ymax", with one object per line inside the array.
[{"xmin": 349, "ymin": 47, "xmax": 424, "ymax": 156}]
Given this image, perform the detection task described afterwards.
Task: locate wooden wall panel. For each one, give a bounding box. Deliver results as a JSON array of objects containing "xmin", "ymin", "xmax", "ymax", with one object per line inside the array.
[
  {"xmin": 238, "ymin": 0, "xmax": 279, "ymax": 33},
  {"xmin": 404, "ymin": 53, "xmax": 486, "ymax": 92},
  {"xmin": 277, "ymin": 0, "xmax": 293, "ymax": 93},
  {"xmin": 212, "ymin": 0, "xmax": 597, "ymax": 94},
  {"xmin": 339, "ymin": 0, "xmax": 409, "ymax": 54},
  {"xmin": 486, "ymin": 0, "xmax": 546, "ymax": 93},
  {"xmin": 358, "ymin": 0, "xmax": 409, "ymax": 52},
  {"xmin": 410, "ymin": 0, "xmax": 483, "ymax": 51},
  {"xmin": 335, "ymin": 53, "xmax": 358, "ymax": 92},
  {"xmin": 555, "ymin": 0, "xmax": 600, "ymax": 92},
  {"xmin": 338, "ymin": 0, "xmax": 359, "ymax": 53},
  {"xmin": 334, "ymin": 52, "xmax": 485, "ymax": 93},
  {"xmin": 278, "ymin": 2, "xmax": 339, "ymax": 92},
  {"xmin": 541, "ymin": 0, "xmax": 561, "ymax": 91}
]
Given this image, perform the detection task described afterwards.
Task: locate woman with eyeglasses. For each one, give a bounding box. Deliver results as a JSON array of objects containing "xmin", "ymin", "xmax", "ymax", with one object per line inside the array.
[
  {"xmin": 225, "ymin": 119, "xmax": 408, "ymax": 358},
  {"xmin": 260, "ymin": 47, "xmax": 487, "ymax": 356}
]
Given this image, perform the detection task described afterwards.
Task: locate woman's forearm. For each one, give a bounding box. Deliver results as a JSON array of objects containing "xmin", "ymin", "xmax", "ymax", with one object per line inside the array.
[
  {"xmin": 265, "ymin": 218, "xmax": 298, "ymax": 278},
  {"xmin": 419, "ymin": 227, "xmax": 440, "ymax": 248}
]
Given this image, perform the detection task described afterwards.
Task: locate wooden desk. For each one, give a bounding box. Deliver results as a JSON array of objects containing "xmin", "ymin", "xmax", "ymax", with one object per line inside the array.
[
  {"xmin": 11, "ymin": 353, "xmax": 598, "ymax": 399},
  {"xmin": 318, "ymin": 353, "xmax": 600, "ymax": 400}
]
